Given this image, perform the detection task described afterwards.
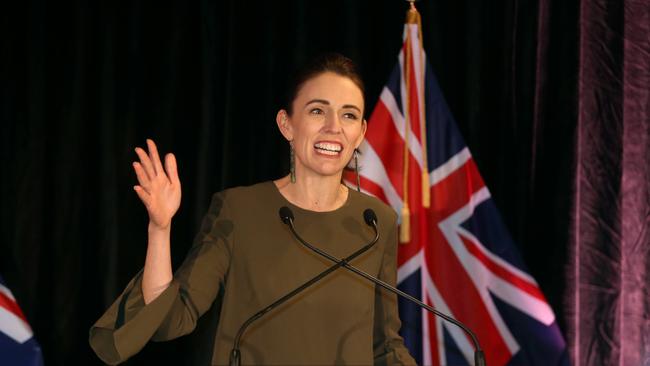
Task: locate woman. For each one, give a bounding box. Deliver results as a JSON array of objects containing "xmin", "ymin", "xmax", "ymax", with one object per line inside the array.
[{"xmin": 89, "ymin": 53, "xmax": 416, "ymax": 365}]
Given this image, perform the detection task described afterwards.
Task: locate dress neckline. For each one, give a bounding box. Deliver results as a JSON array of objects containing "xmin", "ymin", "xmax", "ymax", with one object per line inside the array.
[{"xmin": 267, "ymin": 181, "xmax": 354, "ymax": 215}]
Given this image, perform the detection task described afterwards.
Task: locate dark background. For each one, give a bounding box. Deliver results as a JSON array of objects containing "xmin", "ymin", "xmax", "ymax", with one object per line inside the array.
[{"xmin": 1, "ymin": 0, "xmax": 579, "ymax": 364}]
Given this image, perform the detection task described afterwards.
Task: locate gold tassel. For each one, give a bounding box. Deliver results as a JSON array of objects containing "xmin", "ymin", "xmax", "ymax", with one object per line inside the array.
[
  {"xmin": 422, "ymin": 172, "xmax": 430, "ymax": 208},
  {"xmin": 400, "ymin": 204, "xmax": 411, "ymax": 243}
]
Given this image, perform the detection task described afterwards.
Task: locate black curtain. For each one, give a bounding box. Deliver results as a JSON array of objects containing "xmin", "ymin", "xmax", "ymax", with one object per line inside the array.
[{"xmin": 1, "ymin": 1, "xmax": 581, "ymax": 365}]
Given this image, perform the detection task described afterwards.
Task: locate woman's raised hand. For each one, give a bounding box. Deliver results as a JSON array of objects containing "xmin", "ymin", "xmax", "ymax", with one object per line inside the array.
[{"xmin": 133, "ymin": 139, "xmax": 182, "ymax": 230}]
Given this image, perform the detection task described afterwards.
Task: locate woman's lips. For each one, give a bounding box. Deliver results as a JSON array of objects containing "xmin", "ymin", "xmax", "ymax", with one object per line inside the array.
[{"xmin": 314, "ymin": 142, "xmax": 343, "ymax": 156}]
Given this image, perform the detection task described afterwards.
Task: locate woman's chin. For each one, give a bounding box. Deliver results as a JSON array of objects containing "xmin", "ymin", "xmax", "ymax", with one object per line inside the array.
[{"xmin": 301, "ymin": 166, "xmax": 346, "ymax": 179}]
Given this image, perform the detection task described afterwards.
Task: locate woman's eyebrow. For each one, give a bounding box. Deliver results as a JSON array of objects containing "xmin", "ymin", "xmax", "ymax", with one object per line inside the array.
[
  {"xmin": 305, "ymin": 99, "xmax": 329, "ymax": 106},
  {"xmin": 305, "ymin": 99, "xmax": 361, "ymax": 113},
  {"xmin": 342, "ymin": 104, "xmax": 361, "ymax": 113}
]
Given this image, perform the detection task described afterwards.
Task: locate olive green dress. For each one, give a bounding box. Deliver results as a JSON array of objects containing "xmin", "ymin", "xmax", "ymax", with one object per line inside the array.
[{"xmin": 89, "ymin": 181, "xmax": 416, "ymax": 365}]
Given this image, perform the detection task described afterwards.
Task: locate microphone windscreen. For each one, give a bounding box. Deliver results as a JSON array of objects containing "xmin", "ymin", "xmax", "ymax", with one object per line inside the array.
[
  {"xmin": 279, "ymin": 206, "xmax": 294, "ymax": 224},
  {"xmin": 363, "ymin": 209, "xmax": 377, "ymax": 226}
]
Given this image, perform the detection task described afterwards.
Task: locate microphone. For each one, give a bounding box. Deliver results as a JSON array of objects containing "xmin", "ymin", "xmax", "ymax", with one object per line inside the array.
[
  {"xmin": 363, "ymin": 208, "xmax": 377, "ymax": 227},
  {"xmin": 281, "ymin": 207, "xmax": 487, "ymax": 366},
  {"xmin": 279, "ymin": 206, "xmax": 379, "ymax": 227},
  {"xmin": 279, "ymin": 206, "xmax": 293, "ymax": 224},
  {"xmin": 229, "ymin": 207, "xmax": 380, "ymax": 366}
]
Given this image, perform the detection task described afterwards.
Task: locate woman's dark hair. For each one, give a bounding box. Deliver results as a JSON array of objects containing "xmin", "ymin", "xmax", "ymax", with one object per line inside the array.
[{"xmin": 283, "ymin": 53, "xmax": 365, "ymax": 116}]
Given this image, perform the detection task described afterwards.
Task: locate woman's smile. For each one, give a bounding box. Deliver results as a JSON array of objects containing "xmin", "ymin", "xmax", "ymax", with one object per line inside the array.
[{"xmin": 314, "ymin": 141, "xmax": 343, "ymax": 156}]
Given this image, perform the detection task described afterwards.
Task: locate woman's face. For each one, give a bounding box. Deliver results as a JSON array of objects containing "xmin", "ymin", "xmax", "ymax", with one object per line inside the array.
[{"xmin": 277, "ymin": 72, "xmax": 367, "ymax": 180}]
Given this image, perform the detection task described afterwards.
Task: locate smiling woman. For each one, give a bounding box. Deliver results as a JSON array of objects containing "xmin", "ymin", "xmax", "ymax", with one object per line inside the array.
[
  {"xmin": 88, "ymin": 53, "xmax": 416, "ymax": 365},
  {"xmin": 275, "ymin": 69, "xmax": 367, "ymax": 211}
]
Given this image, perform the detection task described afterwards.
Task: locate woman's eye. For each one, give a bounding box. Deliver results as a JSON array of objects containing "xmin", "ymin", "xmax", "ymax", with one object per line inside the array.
[
  {"xmin": 309, "ymin": 108, "xmax": 324, "ymax": 115},
  {"xmin": 343, "ymin": 113, "xmax": 359, "ymax": 120}
]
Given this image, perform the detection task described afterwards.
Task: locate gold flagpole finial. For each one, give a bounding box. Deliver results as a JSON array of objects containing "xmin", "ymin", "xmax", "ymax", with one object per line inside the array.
[
  {"xmin": 406, "ymin": 0, "xmax": 417, "ymax": 11},
  {"xmin": 405, "ymin": 0, "xmax": 420, "ymax": 24}
]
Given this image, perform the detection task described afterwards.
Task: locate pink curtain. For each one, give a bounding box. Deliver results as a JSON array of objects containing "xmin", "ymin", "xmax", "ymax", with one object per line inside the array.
[{"xmin": 567, "ymin": 0, "xmax": 650, "ymax": 365}]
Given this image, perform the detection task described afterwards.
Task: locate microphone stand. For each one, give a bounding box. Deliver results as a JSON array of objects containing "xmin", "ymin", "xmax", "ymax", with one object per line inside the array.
[
  {"xmin": 283, "ymin": 214, "xmax": 487, "ymax": 366},
  {"xmin": 228, "ymin": 215, "xmax": 379, "ymax": 366}
]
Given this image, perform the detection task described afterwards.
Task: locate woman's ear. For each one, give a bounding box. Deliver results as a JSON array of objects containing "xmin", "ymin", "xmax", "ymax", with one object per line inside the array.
[
  {"xmin": 276, "ymin": 110, "xmax": 293, "ymax": 141},
  {"xmin": 354, "ymin": 118, "xmax": 368, "ymax": 148}
]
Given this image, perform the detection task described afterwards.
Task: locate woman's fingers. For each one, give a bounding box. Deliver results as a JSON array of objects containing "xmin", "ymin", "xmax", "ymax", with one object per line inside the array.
[
  {"xmin": 135, "ymin": 146, "xmax": 156, "ymax": 179},
  {"xmin": 133, "ymin": 185, "xmax": 151, "ymax": 207},
  {"xmin": 132, "ymin": 141, "xmax": 181, "ymax": 227},
  {"xmin": 133, "ymin": 162, "xmax": 151, "ymax": 191},
  {"xmin": 164, "ymin": 153, "xmax": 180, "ymax": 186},
  {"xmin": 146, "ymin": 139, "xmax": 165, "ymax": 177}
]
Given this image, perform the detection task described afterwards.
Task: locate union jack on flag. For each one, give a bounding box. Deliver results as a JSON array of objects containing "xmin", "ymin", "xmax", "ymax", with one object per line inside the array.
[
  {"xmin": 349, "ymin": 6, "xmax": 569, "ymax": 366},
  {"xmin": 0, "ymin": 276, "xmax": 43, "ymax": 366}
]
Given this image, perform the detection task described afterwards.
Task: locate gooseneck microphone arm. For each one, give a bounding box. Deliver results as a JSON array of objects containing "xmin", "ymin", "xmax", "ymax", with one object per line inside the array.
[
  {"xmin": 280, "ymin": 207, "xmax": 487, "ymax": 366},
  {"xmin": 228, "ymin": 209, "xmax": 380, "ymax": 366}
]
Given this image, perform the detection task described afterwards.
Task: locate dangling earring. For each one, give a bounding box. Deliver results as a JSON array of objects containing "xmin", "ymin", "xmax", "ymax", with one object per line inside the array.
[
  {"xmin": 290, "ymin": 141, "xmax": 296, "ymax": 183},
  {"xmin": 354, "ymin": 148, "xmax": 361, "ymax": 192}
]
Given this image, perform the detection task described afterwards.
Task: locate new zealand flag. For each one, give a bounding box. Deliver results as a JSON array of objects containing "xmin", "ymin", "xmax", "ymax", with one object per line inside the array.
[{"xmin": 349, "ymin": 7, "xmax": 569, "ymax": 366}]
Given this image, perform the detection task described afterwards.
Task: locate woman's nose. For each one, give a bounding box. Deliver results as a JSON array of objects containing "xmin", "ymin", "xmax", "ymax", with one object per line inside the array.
[{"xmin": 323, "ymin": 113, "xmax": 342, "ymax": 133}]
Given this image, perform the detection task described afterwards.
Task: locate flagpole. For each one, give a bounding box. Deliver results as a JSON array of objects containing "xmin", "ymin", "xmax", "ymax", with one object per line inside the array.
[
  {"xmin": 406, "ymin": 0, "xmax": 431, "ymax": 209},
  {"xmin": 400, "ymin": 1, "xmax": 415, "ymax": 243},
  {"xmin": 400, "ymin": 0, "xmax": 431, "ymax": 243}
]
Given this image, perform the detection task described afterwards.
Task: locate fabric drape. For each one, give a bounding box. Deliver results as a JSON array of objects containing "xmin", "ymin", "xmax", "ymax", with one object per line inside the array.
[{"xmin": 566, "ymin": 0, "xmax": 650, "ymax": 364}]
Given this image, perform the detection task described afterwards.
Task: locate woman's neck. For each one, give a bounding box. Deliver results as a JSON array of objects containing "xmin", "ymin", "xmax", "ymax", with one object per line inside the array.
[{"xmin": 274, "ymin": 174, "xmax": 348, "ymax": 212}]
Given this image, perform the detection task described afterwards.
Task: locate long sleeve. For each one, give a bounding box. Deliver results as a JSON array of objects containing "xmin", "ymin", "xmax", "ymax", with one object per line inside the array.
[
  {"xmin": 89, "ymin": 192, "xmax": 234, "ymax": 365},
  {"xmin": 373, "ymin": 217, "xmax": 417, "ymax": 366}
]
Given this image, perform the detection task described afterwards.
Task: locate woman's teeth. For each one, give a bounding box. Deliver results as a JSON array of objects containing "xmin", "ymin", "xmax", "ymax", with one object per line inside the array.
[{"xmin": 314, "ymin": 142, "xmax": 342, "ymax": 155}]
